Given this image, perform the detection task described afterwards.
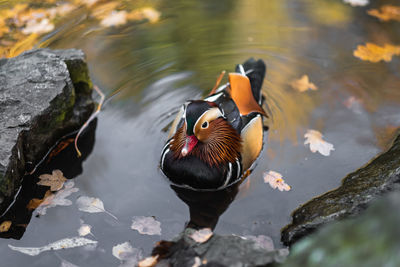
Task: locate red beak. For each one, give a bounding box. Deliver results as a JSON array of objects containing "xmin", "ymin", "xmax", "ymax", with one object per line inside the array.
[{"xmin": 181, "ymin": 135, "xmax": 198, "ymax": 156}]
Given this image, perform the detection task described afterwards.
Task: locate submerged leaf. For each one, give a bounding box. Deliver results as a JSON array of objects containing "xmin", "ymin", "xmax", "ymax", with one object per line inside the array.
[
  {"xmin": 290, "ymin": 75, "xmax": 318, "ymax": 92},
  {"xmin": 131, "ymin": 216, "xmax": 161, "ymax": 235},
  {"xmin": 368, "ymin": 5, "xmax": 400, "ymax": 22},
  {"xmin": 353, "ymin": 43, "xmax": 400, "ymax": 62},
  {"xmin": 76, "ymin": 196, "xmax": 117, "ymax": 220},
  {"xmin": 0, "ymin": 221, "xmax": 12, "ymax": 232},
  {"xmin": 304, "ymin": 129, "xmax": 335, "ymax": 156},
  {"xmin": 189, "ymin": 228, "xmax": 213, "ymax": 243},
  {"xmin": 112, "ymin": 241, "xmax": 143, "ymax": 265},
  {"xmin": 263, "ymin": 171, "xmax": 291, "ymax": 192},
  {"xmin": 8, "ymin": 237, "xmax": 97, "ymax": 256},
  {"xmin": 36, "ymin": 181, "xmax": 79, "ymax": 215},
  {"xmin": 37, "ymin": 169, "xmax": 67, "ymax": 191},
  {"xmin": 343, "ymin": 0, "xmax": 368, "ymax": 7}
]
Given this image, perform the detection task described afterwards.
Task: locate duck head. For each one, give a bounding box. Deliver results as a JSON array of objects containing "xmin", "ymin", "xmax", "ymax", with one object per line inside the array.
[{"xmin": 170, "ymin": 100, "xmax": 241, "ymax": 166}]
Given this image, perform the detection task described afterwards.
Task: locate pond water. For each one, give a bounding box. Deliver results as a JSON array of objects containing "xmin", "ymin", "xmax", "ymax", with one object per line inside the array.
[{"xmin": 1, "ymin": 0, "xmax": 400, "ymax": 266}]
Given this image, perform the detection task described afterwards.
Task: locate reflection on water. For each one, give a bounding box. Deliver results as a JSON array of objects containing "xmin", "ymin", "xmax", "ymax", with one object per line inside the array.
[{"xmin": 1, "ymin": 0, "xmax": 400, "ymax": 266}]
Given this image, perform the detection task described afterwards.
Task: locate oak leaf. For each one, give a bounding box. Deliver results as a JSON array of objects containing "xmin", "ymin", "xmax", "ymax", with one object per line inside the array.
[
  {"xmin": 36, "ymin": 181, "xmax": 79, "ymax": 215},
  {"xmin": 368, "ymin": 5, "xmax": 400, "ymax": 22},
  {"xmin": 131, "ymin": 216, "xmax": 161, "ymax": 235},
  {"xmin": 37, "ymin": 169, "xmax": 67, "ymax": 191},
  {"xmin": 290, "ymin": 75, "xmax": 318, "ymax": 92},
  {"xmin": 353, "ymin": 43, "xmax": 400, "ymax": 62},
  {"xmin": 263, "ymin": 171, "xmax": 291, "ymax": 191},
  {"xmin": 304, "ymin": 129, "xmax": 335, "ymax": 156}
]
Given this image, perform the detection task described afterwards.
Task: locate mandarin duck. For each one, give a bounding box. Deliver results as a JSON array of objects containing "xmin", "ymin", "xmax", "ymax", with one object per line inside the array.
[{"xmin": 160, "ymin": 58, "xmax": 267, "ymax": 190}]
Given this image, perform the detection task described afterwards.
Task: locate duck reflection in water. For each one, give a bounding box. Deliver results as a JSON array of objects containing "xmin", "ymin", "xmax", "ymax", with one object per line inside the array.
[{"xmin": 171, "ymin": 183, "xmax": 239, "ymax": 230}]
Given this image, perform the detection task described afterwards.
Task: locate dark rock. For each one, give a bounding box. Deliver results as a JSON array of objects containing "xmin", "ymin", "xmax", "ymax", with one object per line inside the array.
[
  {"xmin": 281, "ymin": 192, "xmax": 400, "ymax": 267},
  {"xmin": 0, "ymin": 48, "xmax": 94, "ymax": 213},
  {"xmin": 281, "ymin": 132, "xmax": 400, "ymax": 246},
  {"xmin": 153, "ymin": 228, "xmax": 288, "ymax": 267}
]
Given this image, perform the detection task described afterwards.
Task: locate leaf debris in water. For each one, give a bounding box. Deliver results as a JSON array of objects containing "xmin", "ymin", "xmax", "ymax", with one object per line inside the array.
[
  {"xmin": 37, "ymin": 169, "xmax": 67, "ymax": 191},
  {"xmin": 304, "ymin": 129, "xmax": 335, "ymax": 156},
  {"xmin": 76, "ymin": 196, "xmax": 118, "ymax": 220},
  {"xmin": 8, "ymin": 237, "xmax": 97, "ymax": 256},
  {"xmin": 353, "ymin": 43, "xmax": 400, "ymax": 62},
  {"xmin": 189, "ymin": 228, "xmax": 213, "ymax": 243},
  {"xmin": 290, "ymin": 75, "xmax": 318, "ymax": 92},
  {"xmin": 0, "ymin": 221, "xmax": 12, "ymax": 232},
  {"xmin": 138, "ymin": 255, "xmax": 159, "ymax": 267},
  {"xmin": 131, "ymin": 216, "xmax": 161, "ymax": 235},
  {"xmin": 112, "ymin": 241, "xmax": 143, "ymax": 266},
  {"xmin": 263, "ymin": 171, "xmax": 291, "ymax": 192}
]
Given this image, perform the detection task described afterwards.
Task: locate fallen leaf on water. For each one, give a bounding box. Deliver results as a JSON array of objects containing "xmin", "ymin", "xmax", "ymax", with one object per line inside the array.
[
  {"xmin": 189, "ymin": 228, "xmax": 213, "ymax": 243},
  {"xmin": 353, "ymin": 43, "xmax": 400, "ymax": 62},
  {"xmin": 22, "ymin": 18, "xmax": 54, "ymax": 35},
  {"xmin": 112, "ymin": 241, "xmax": 143, "ymax": 266},
  {"xmin": 244, "ymin": 235, "xmax": 275, "ymax": 251},
  {"xmin": 343, "ymin": 0, "xmax": 368, "ymax": 7},
  {"xmin": 37, "ymin": 169, "xmax": 67, "ymax": 191},
  {"xmin": 0, "ymin": 221, "xmax": 12, "ymax": 232},
  {"xmin": 100, "ymin": 10, "xmax": 127, "ymax": 27},
  {"xmin": 76, "ymin": 196, "xmax": 117, "ymax": 220},
  {"xmin": 368, "ymin": 5, "xmax": 400, "ymax": 22},
  {"xmin": 27, "ymin": 190, "xmax": 52, "ymax": 210},
  {"xmin": 304, "ymin": 129, "xmax": 335, "ymax": 156},
  {"xmin": 36, "ymin": 180, "xmax": 79, "ymax": 215},
  {"xmin": 263, "ymin": 171, "xmax": 291, "ymax": 192},
  {"xmin": 138, "ymin": 255, "xmax": 159, "ymax": 267},
  {"xmin": 78, "ymin": 223, "xmax": 92, "ymax": 237},
  {"xmin": 8, "ymin": 237, "xmax": 97, "ymax": 256},
  {"xmin": 131, "ymin": 216, "xmax": 161, "ymax": 235},
  {"xmin": 290, "ymin": 75, "xmax": 318, "ymax": 92}
]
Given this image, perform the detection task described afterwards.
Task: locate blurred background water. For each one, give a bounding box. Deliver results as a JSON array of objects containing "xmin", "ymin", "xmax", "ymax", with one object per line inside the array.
[{"xmin": 1, "ymin": 0, "xmax": 400, "ymax": 266}]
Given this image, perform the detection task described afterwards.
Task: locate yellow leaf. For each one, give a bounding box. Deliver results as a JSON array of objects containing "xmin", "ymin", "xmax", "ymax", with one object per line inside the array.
[
  {"xmin": 127, "ymin": 7, "xmax": 161, "ymax": 23},
  {"xmin": 290, "ymin": 75, "xmax": 318, "ymax": 92},
  {"xmin": 37, "ymin": 170, "xmax": 67, "ymax": 191},
  {"xmin": 0, "ymin": 221, "xmax": 12, "ymax": 232},
  {"xmin": 368, "ymin": 5, "xmax": 400, "ymax": 22},
  {"xmin": 27, "ymin": 190, "xmax": 53, "ymax": 210},
  {"xmin": 353, "ymin": 43, "xmax": 400, "ymax": 63},
  {"xmin": 100, "ymin": 10, "xmax": 128, "ymax": 27}
]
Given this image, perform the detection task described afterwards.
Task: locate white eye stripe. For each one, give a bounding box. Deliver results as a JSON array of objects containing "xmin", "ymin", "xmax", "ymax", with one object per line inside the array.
[{"xmin": 194, "ymin": 107, "xmax": 223, "ymax": 135}]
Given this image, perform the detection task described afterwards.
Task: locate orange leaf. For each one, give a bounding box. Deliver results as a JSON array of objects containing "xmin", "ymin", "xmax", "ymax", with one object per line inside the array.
[
  {"xmin": 27, "ymin": 190, "xmax": 52, "ymax": 210},
  {"xmin": 0, "ymin": 221, "xmax": 12, "ymax": 232},
  {"xmin": 290, "ymin": 75, "xmax": 318, "ymax": 92},
  {"xmin": 353, "ymin": 43, "xmax": 400, "ymax": 62},
  {"xmin": 368, "ymin": 5, "xmax": 400, "ymax": 22}
]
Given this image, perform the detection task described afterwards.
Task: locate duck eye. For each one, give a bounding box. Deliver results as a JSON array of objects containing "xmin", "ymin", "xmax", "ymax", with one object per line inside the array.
[{"xmin": 201, "ymin": 121, "xmax": 209, "ymax": 129}]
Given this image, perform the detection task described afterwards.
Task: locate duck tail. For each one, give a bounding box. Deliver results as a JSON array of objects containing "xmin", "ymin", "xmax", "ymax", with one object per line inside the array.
[{"xmin": 235, "ymin": 58, "xmax": 266, "ymax": 105}]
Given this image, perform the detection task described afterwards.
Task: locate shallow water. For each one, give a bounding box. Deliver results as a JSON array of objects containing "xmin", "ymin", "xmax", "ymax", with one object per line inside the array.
[{"xmin": 1, "ymin": 0, "xmax": 400, "ymax": 266}]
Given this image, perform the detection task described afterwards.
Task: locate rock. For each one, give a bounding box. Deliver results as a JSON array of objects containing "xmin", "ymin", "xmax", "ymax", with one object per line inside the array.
[
  {"xmin": 281, "ymin": 132, "xmax": 400, "ymax": 246},
  {"xmin": 0, "ymin": 48, "xmax": 94, "ymax": 213},
  {"xmin": 281, "ymin": 192, "xmax": 400, "ymax": 267},
  {"xmin": 151, "ymin": 228, "xmax": 289, "ymax": 267}
]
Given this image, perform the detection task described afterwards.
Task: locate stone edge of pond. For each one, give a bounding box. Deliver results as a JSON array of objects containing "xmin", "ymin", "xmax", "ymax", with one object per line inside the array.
[
  {"xmin": 0, "ymin": 48, "xmax": 94, "ymax": 214},
  {"xmin": 281, "ymin": 131, "xmax": 400, "ymax": 246},
  {"xmin": 152, "ymin": 228, "xmax": 289, "ymax": 267}
]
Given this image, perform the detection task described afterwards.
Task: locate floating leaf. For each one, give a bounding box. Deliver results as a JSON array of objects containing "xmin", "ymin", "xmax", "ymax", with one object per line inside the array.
[
  {"xmin": 36, "ymin": 181, "xmax": 79, "ymax": 215},
  {"xmin": 189, "ymin": 228, "xmax": 213, "ymax": 243},
  {"xmin": 112, "ymin": 241, "xmax": 143, "ymax": 266},
  {"xmin": 8, "ymin": 237, "xmax": 97, "ymax": 256},
  {"xmin": 0, "ymin": 221, "xmax": 12, "ymax": 233},
  {"xmin": 131, "ymin": 216, "xmax": 161, "ymax": 235},
  {"xmin": 343, "ymin": 0, "xmax": 368, "ymax": 7},
  {"xmin": 290, "ymin": 75, "xmax": 318, "ymax": 92},
  {"xmin": 138, "ymin": 255, "xmax": 159, "ymax": 267},
  {"xmin": 263, "ymin": 171, "xmax": 291, "ymax": 192},
  {"xmin": 37, "ymin": 169, "xmax": 67, "ymax": 191},
  {"xmin": 27, "ymin": 190, "xmax": 52, "ymax": 210},
  {"xmin": 368, "ymin": 5, "xmax": 400, "ymax": 22},
  {"xmin": 100, "ymin": 10, "xmax": 127, "ymax": 27},
  {"xmin": 353, "ymin": 43, "xmax": 400, "ymax": 62},
  {"xmin": 76, "ymin": 196, "xmax": 117, "ymax": 220},
  {"xmin": 127, "ymin": 7, "xmax": 161, "ymax": 23},
  {"xmin": 304, "ymin": 129, "xmax": 335, "ymax": 156},
  {"xmin": 78, "ymin": 224, "xmax": 92, "ymax": 237},
  {"xmin": 244, "ymin": 235, "xmax": 275, "ymax": 251}
]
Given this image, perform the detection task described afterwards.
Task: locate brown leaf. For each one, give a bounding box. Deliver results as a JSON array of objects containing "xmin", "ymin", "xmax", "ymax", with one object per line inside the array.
[
  {"xmin": 0, "ymin": 221, "xmax": 12, "ymax": 232},
  {"xmin": 37, "ymin": 170, "xmax": 67, "ymax": 191},
  {"xmin": 353, "ymin": 43, "xmax": 400, "ymax": 62},
  {"xmin": 27, "ymin": 190, "xmax": 53, "ymax": 210},
  {"xmin": 290, "ymin": 75, "xmax": 318, "ymax": 92},
  {"xmin": 368, "ymin": 5, "xmax": 400, "ymax": 22}
]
